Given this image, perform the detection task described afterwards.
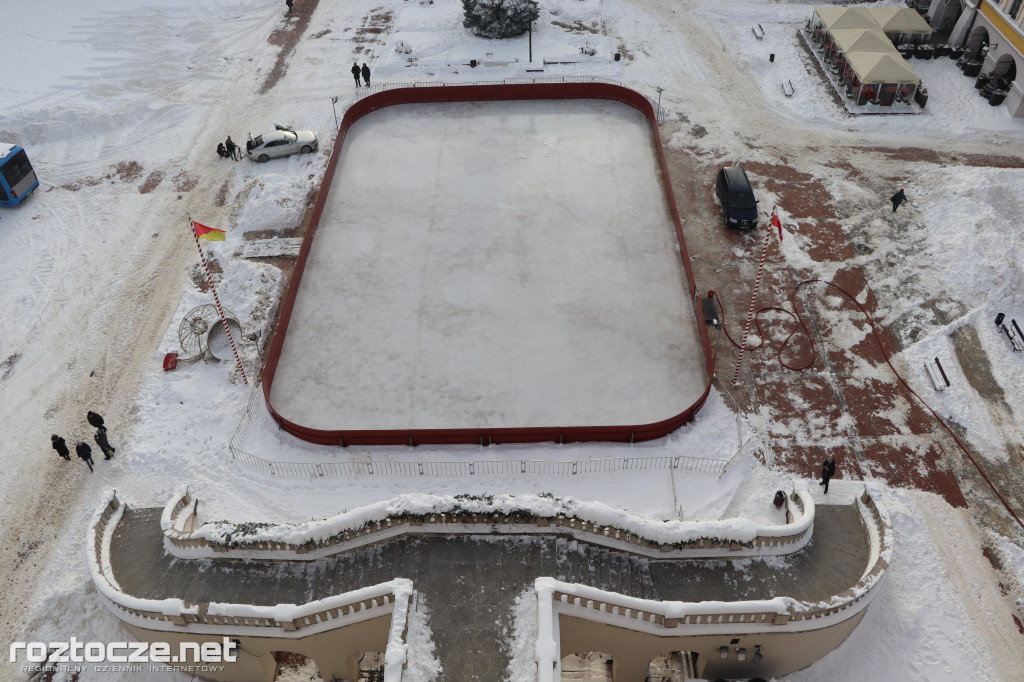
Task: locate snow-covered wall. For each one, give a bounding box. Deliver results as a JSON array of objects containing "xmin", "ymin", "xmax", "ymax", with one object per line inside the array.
[{"xmin": 160, "ymin": 486, "xmax": 815, "ymax": 561}]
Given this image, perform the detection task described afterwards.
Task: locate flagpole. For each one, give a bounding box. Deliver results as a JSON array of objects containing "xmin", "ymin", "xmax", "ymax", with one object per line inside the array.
[
  {"xmin": 732, "ymin": 207, "xmax": 784, "ymax": 386},
  {"xmin": 188, "ymin": 216, "xmax": 248, "ymax": 385}
]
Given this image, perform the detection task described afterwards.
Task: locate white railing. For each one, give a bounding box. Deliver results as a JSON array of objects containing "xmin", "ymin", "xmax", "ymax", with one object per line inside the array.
[
  {"xmin": 533, "ymin": 485, "xmax": 893, "ymax": 681},
  {"xmin": 159, "ymin": 487, "xmax": 814, "ymax": 562},
  {"xmin": 88, "ymin": 491, "xmax": 415, "ymax": 682}
]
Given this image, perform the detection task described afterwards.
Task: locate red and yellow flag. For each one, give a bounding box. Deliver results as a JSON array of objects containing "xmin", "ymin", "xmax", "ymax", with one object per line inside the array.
[{"xmin": 193, "ymin": 221, "xmax": 226, "ymax": 241}]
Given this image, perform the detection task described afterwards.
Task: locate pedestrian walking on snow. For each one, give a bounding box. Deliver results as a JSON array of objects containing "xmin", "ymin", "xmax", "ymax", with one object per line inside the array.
[
  {"xmin": 94, "ymin": 428, "xmax": 115, "ymax": 460},
  {"xmin": 51, "ymin": 434, "xmax": 71, "ymax": 461},
  {"xmin": 890, "ymin": 188, "xmax": 907, "ymax": 213},
  {"xmin": 361, "ymin": 63, "xmax": 371, "ymax": 87},
  {"xmin": 76, "ymin": 441, "xmax": 94, "ymax": 472},
  {"xmin": 819, "ymin": 454, "xmax": 836, "ymax": 494},
  {"xmin": 286, "ymin": 0, "xmax": 293, "ymax": 12},
  {"xmin": 87, "ymin": 411, "xmax": 106, "ymax": 432},
  {"xmin": 351, "ymin": 62, "xmax": 362, "ymax": 87},
  {"xmin": 225, "ymin": 136, "xmax": 238, "ymax": 161}
]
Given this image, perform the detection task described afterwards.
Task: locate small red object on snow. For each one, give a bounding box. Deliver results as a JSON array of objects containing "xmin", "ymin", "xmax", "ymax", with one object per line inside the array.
[{"xmin": 163, "ymin": 352, "xmax": 178, "ymax": 371}]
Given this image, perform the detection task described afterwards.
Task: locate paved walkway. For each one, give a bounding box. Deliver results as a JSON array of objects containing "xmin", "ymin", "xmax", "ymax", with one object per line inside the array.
[{"xmin": 111, "ymin": 505, "xmax": 867, "ymax": 681}]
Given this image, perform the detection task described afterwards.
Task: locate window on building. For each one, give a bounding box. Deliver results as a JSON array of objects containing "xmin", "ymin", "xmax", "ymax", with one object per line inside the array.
[{"xmin": 1010, "ymin": 0, "xmax": 1024, "ymax": 21}]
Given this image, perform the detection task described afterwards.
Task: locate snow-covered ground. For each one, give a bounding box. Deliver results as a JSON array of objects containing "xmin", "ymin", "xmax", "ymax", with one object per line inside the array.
[{"xmin": 2, "ymin": 1, "xmax": 1024, "ymax": 681}]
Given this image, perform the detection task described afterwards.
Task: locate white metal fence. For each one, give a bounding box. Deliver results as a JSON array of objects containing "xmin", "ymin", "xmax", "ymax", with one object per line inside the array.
[{"xmin": 228, "ymin": 377, "xmax": 733, "ymax": 479}]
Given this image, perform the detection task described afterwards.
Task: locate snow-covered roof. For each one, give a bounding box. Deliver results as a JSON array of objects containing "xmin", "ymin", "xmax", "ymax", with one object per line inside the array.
[
  {"xmin": 831, "ymin": 28, "xmax": 899, "ymax": 55},
  {"xmin": 872, "ymin": 7, "xmax": 934, "ymax": 35},
  {"xmin": 816, "ymin": 6, "xmax": 880, "ymax": 31},
  {"xmin": 848, "ymin": 52, "xmax": 921, "ymax": 85},
  {"xmin": 0, "ymin": 143, "xmax": 16, "ymax": 160}
]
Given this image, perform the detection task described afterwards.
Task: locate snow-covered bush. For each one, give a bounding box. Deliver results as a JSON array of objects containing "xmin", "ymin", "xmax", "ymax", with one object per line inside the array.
[{"xmin": 462, "ymin": 0, "xmax": 540, "ymax": 39}]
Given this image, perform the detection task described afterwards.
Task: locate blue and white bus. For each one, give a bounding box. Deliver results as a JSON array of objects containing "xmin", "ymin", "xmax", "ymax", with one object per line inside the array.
[{"xmin": 0, "ymin": 144, "xmax": 39, "ymax": 207}]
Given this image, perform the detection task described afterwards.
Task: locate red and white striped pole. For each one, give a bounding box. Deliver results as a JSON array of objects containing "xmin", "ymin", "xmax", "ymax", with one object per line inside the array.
[
  {"xmin": 189, "ymin": 217, "xmax": 248, "ymax": 385},
  {"xmin": 733, "ymin": 230, "xmax": 773, "ymax": 386}
]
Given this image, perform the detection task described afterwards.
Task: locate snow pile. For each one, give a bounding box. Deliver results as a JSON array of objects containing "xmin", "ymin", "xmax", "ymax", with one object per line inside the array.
[
  {"xmin": 236, "ymin": 171, "xmax": 320, "ymax": 235},
  {"xmin": 502, "ymin": 588, "xmax": 540, "ymax": 682},
  {"xmin": 398, "ymin": 593, "xmax": 443, "ymax": 682}
]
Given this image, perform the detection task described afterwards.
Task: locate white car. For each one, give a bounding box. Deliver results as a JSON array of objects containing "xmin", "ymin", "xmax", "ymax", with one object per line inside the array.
[{"xmin": 246, "ymin": 126, "xmax": 318, "ymax": 162}]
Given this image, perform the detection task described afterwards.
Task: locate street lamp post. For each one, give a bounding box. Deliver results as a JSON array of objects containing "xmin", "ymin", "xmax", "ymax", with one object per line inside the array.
[
  {"xmin": 331, "ymin": 96, "xmax": 339, "ymax": 131},
  {"xmin": 655, "ymin": 86, "xmax": 664, "ymax": 124}
]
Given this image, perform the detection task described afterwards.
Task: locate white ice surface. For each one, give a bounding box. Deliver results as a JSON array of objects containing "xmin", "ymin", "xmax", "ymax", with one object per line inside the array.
[{"xmin": 270, "ymin": 99, "xmax": 706, "ymax": 430}]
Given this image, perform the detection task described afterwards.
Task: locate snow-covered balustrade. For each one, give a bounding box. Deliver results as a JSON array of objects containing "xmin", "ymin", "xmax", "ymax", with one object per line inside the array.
[
  {"xmin": 91, "ymin": 491, "xmax": 414, "ymax": 645},
  {"xmin": 159, "ymin": 487, "xmax": 815, "ymax": 562},
  {"xmin": 533, "ymin": 485, "xmax": 893, "ymax": 681}
]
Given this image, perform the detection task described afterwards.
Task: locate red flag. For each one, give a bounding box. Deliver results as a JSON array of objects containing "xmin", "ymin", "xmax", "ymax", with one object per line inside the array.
[
  {"xmin": 771, "ymin": 207, "xmax": 782, "ymax": 242},
  {"xmin": 193, "ymin": 221, "xmax": 226, "ymax": 241}
]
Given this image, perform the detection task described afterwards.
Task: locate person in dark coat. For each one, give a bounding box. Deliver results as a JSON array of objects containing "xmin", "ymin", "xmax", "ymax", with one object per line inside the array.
[
  {"xmin": 351, "ymin": 61, "xmax": 361, "ymax": 87},
  {"xmin": 217, "ymin": 142, "xmax": 228, "ymax": 158},
  {"xmin": 819, "ymin": 454, "xmax": 836, "ymax": 494},
  {"xmin": 225, "ymin": 136, "xmax": 238, "ymax": 161},
  {"xmin": 890, "ymin": 188, "xmax": 907, "ymax": 213},
  {"xmin": 94, "ymin": 428, "xmax": 115, "ymax": 460},
  {"xmin": 361, "ymin": 63, "xmax": 371, "ymax": 87},
  {"xmin": 76, "ymin": 441, "xmax": 94, "ymax": 472},
  {"xmin": 51, "ymin": 434, "xmax": 71, "ymax": 461},
  {"xmin": 87, "ymin": 411, "xmax": 106, "ymax": 432},
  {"xmin": 286, "ymin": 0, "xmax": 293, "ymax": 11}
]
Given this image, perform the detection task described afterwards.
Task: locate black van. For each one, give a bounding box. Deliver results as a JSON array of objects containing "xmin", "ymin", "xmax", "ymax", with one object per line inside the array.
[{"xmin": 715, "ymin": 166, "xmax": 758, "ymax": 229}]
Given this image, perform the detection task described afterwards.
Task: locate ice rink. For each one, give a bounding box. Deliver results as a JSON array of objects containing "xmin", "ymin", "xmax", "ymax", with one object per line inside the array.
[{"xmin": 268, "ymin": 99, "xmax": 709, "ymax": 431}]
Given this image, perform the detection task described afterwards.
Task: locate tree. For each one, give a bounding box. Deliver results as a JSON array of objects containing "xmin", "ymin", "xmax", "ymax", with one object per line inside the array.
[{"xmin": 463, "ymin": 0, "xmax": 540, "ymax": 40}]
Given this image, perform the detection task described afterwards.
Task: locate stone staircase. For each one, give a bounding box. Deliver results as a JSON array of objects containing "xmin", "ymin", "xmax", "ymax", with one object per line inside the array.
[{"xmin": 109, "ymin": 505, "xmax": 866, "ymax": 682}]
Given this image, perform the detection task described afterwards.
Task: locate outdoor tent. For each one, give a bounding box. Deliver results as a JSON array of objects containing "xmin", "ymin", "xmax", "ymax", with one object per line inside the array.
[
  {"xmin": 871, "ymin": 7, "xmax": 933, "ymax": 36},
  {"xmin": 830, "ymin": 28, "xmax": 899, "ymax": 55},
  {"xmin": 818, "ymin": 6, "xmax": 881, "ymax": 31},
  {"xmin": 846, "ymin": 51, "xmax": 921, "ymax": 106},
  {"xmin": 848, "ymin": 52, "xmax": 920, "ymax": 85}
]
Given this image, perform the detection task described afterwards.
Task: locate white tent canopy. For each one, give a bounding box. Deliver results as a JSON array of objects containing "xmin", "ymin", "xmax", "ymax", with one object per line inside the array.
[
  {"xmin": 816, "ymin": 6, "xmax": 881, "ymax": 31},
  {"xmin": 872, "ymin": 7, "xmax": 934, "ymax": 36},
  {"xmin": 831, "ymin": 28, "xmax": 898, "ymax": 55},
  {"xmin": 847, "ymin": 51, "xmax": 921, "ymax": 85}
]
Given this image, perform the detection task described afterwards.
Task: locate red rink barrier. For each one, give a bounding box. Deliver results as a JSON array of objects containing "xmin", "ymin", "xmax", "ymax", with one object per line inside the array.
[{"xmin": 261, "ymin": 83, "xmax": 715, "ymax": 446}]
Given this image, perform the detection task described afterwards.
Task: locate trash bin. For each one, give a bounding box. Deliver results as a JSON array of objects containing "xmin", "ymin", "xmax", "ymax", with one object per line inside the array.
[
  {"xmin": 915, "ymin": 87, "xmax": 928, "ymax": 108},
  {"xmin": 614, "ymin": 52, "xmax": 621, "ymax": 61}
]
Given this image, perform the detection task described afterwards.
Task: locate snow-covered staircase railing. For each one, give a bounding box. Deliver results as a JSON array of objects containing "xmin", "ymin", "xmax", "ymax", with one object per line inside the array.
[
  {"xmin": 160, "ymin": 486, "xmax": 814, "ymax": 561},
  {"xmin": 533, "ymin": 485, "xmax": 893, "ymax": 681},
  {"xmin": 89, "ymin": 491, "xmax": 415, "ymax": 674}
]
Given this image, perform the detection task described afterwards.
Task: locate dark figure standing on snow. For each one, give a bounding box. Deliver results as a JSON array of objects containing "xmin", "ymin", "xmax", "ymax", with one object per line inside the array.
[
  {"xmin": 226, "ymin": 136, "xmax": 238, "ymax": 161},
  {"xmin": 51, "ymin": 435, "xmax": 71, "ymax": 461},
  {"xmin": 286, "ymin": 0, "xmax": 293, "ymax": 12},
  {"xmin": 361, "ymin": 63, "xmax": 371, "ymax": 87},
  {"xmin": 76, "ymin": 441, "xmax": 94, "ymax": 472},
  {"xmin": 87, "ymin": 411, "xmax": 106, "ymax": 432},
  {"xmin": 820, "ymin": 454, "xmax": 836, "ymax": 494},
  {"xmin": 94, "ymin": 428, "xmax": 115, "ymax": 460},
  {"xmin": 891, "ymin": 188, "xmax": 907, "ymax": 213},
  {"xmin": 217, "ymin": 142, "xmax": 228, "ymax": 158},
  {"xmin": 351, "ymin": 62, "xmax": 362, "ymax": 87}
]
